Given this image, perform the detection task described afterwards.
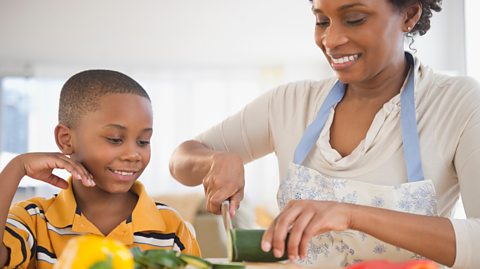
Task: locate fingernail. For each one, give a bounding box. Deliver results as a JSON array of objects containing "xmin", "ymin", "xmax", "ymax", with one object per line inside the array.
[
  {"xmin": 274, "ymin": 249, "xmax": 282, "ymax": 258},
  {"xmin": 289, "ymin": 255, "xmax": 296, "ymax": 261},
  {"xmin": 261, "ymin": 241, "xmax": 271, "ymax": 252},
  {"xmin": 89, "ymin": 179, "xmax": 95, "ymax": 186}
]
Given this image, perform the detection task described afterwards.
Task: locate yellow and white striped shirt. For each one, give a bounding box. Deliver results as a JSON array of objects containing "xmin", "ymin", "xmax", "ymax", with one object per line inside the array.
[{"xmin": 3, "ymin": 180, "xmax": 201, "ymax": 268}]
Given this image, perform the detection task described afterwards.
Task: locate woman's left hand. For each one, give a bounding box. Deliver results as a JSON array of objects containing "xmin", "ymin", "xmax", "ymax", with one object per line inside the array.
[{"xmin": 261, "ymin": 200, "xmax": 354, "ymax": 261}]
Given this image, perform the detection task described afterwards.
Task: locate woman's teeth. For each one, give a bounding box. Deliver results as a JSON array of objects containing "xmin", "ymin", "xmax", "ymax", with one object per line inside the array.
[{"xmin": 331, "ymin": 54, "xmax": 359, "ymax": 64}]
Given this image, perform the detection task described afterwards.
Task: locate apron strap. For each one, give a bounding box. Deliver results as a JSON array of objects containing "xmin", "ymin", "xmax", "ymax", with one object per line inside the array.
[
  {"xmin": 293, "ymin": 52, "xmax": 424, "ymax": 182},
  {"xmin": 400, "ymin": 52, "xmax": 424, "ymax": 182},
  {"xmin": 293, "ymin": 80, "xmax": 345, "ymax": 165}
]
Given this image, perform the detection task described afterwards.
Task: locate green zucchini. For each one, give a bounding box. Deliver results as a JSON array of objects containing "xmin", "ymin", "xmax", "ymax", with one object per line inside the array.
[
  {"xmin": 228, "ymin": 229, "xmax": 289, "ymax": 262},
  {"xmin": 178, "ymin": 253, "xmax": 212, "ymax": 269},
  {"xmin": 211, "ymin": 262, "xmax": 245, "ymax": 269}
]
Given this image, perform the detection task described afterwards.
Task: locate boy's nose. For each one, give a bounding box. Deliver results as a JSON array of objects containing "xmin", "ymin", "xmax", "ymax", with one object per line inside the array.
[
  {"xmin": 120, "ymin": 144, "xmax": 142, "ymax": 162},
  {"xmin": 121, "ymin": 151, "xmax": 141, "ymax": 162}
]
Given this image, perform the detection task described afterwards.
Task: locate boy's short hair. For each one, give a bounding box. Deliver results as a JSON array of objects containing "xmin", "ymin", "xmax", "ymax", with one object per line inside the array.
[{"xmin": 59, "ymin": 69, "xmax": 150, "ymax": 128}]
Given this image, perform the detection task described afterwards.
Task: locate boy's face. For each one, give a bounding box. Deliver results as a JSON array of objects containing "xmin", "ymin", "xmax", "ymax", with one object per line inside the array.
[{"xmin": 70, "ymin": 93, "xmax": 153, "ymax": 194}]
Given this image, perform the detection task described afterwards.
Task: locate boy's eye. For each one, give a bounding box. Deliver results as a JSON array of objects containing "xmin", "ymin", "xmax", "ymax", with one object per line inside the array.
[
  {"xmin": 106, "ymin": 137, "xmax": 123, "ymax": 144},
  {"xmin": 137, "ymin": 140, "xmax": 150, "ymax": 146}
]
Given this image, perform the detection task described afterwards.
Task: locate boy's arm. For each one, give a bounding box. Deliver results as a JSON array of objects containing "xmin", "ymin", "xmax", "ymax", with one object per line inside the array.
[
  {"xmin": 0, "ymin": 153, "xmax": 93, "ymax": 267},
  {"xmin": 0, "ymin": 156, "xmax": 30, "ymax": 266}
]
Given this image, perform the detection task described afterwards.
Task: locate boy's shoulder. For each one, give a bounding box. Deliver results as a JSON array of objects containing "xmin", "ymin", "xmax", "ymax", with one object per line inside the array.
[{"xmin": 10, "ymin": 195, "xmax": 57, "ymax": 217}]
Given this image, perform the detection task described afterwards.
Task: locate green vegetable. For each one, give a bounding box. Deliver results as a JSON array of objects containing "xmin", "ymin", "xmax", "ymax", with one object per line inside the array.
[
  {"xmin": 211, "ymin": 262, "xmax": 246, "ymax": 269},
  {"xmin": 229, "ymin": 229, "xmax": 289, "ymax": 262}
]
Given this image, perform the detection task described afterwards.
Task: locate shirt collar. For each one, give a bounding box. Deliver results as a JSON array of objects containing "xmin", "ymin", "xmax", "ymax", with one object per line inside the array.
[{"xmin": 44, "ymin": 179, "xmax": 167, "ymax": 244}]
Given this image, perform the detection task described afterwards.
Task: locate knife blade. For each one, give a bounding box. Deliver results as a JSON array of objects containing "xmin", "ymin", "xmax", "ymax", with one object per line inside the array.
[{"xmin": 221, "ymin": 200, "xmax": 233, "ymax": 232}]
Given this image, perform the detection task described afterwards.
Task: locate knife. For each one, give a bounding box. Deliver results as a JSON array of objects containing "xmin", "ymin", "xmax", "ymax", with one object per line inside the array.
[{"xmin": 221, "ymin": 200, "xmax": 233, "ymax": 232}]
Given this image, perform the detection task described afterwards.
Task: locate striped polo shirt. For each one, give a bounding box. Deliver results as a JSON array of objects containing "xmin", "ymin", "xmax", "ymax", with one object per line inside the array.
[{"xmin": 3, "ymin": 180, "xmax": 201, "ymax": 268}]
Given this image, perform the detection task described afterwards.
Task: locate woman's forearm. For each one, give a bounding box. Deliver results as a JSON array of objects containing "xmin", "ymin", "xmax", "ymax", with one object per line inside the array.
[
  {"xmin": 169, "ymin": 140, "xmax": 217, "ymax": 186},
  {"xmin": 350, "ymin": 204, "xmax": 456, "ymax": 266}
]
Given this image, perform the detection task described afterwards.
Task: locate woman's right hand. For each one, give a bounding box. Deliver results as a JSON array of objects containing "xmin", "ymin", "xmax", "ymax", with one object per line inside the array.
[
  {"xmin": 15, "ymin": 152, "xmax": 94, "ymax": 189},
  {"xmin": 202, "ymin": 151, "xmax": 245, "ymax": 216}
]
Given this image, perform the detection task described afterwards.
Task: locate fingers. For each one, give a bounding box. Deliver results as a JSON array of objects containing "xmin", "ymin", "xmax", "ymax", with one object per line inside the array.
[
  {"xmin": 52, "ymin": 154, "xmax": 95, "ymax": 187},
  {"xmin": 229, "ymin": 191, "xmax": 244, "ymax": 217},
  {"xmin": 203, "ymin": 176, "xmax": 244, "ymax": 215},
  {"xmin": 261, "ymin": 202, "xmax": 301, "ymax": 259},
  {"xmin": 44, "ymin": 174, "xmax": 69, "ymax": 189},
  {"xmin": 287, "ymin": 210, "xmax": 315, "ymax": 260}
]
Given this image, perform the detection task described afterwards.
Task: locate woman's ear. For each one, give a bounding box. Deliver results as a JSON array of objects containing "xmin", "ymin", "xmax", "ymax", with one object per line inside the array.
[
  {"xmin": 55, "ymin": 124, "xmax": 74, "ymax": 155},
  {"xmin": 403, "ymin": 3, "xmax": 422, "ymax": 32}
]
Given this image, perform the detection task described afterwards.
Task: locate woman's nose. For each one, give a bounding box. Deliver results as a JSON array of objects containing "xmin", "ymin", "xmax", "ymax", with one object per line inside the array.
[{"xmin": 320, "ymin": 24, "xmax": 349, "ymax": 50}]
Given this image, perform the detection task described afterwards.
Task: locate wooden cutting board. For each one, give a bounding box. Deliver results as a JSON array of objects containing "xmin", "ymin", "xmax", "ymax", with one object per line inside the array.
[{"xmin": 204, "ymin": 259, "xmax": 341, "ymax": 269}]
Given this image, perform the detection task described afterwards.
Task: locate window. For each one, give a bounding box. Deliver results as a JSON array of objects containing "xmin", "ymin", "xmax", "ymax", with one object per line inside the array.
[
  {"xmin": 465, "ymin": 0, "xmax": 480, "ymax": 80},
  {"xmin": 1, "ymin": 78, "xmax": 29, "ymax": 154}
]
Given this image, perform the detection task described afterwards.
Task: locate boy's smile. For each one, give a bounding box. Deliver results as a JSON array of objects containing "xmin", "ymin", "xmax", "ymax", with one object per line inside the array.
[{"xmin": 70, "ymin": 93, "xmax": 153, "ymax": 194}]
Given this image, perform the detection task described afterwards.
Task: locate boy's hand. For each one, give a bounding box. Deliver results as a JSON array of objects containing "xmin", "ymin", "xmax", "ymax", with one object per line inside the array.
[{"xmin": 16, "ymin": 152, "xmax": 94, "ymax": 189}]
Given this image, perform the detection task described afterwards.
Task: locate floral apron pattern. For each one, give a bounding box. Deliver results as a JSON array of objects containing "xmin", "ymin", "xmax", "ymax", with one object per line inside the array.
[{"xmin": 277, "ymin": 53, "xmax": 438, "ymax": 266}]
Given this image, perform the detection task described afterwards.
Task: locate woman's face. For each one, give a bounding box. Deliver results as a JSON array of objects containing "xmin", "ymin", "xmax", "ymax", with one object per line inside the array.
[{"xmin": 312, "ymin": 0, "xmax": 406, "ymax": 84}]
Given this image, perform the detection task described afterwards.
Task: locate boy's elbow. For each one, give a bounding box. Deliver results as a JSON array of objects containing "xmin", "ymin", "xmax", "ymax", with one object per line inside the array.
[{"xmin": 0, "ymin": 243, "xmax": 10, "ymax": 267}]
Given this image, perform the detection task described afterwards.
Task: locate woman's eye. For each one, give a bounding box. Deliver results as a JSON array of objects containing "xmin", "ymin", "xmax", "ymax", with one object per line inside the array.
[
  {"xmin": 106, "ymin": 137, "xmax": 122, "ymax": 144},
  {"xmin": 346, "ymin": 16, "xmax": 366, "ymax": 25},
  {"xmin": 316, "ymin": 20, "xmax": 330, "ymax": 28}
]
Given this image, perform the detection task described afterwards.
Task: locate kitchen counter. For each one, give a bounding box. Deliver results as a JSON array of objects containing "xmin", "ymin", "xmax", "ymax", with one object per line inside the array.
[{"xmin": 206, "ymin": 259, "xmax": 341, "ymax": 269}]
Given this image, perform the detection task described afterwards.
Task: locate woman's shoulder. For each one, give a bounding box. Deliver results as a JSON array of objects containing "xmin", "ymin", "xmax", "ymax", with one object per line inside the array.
[
  {"xmin": 268, "ymin": 78, "xmax": 337, "ymax": 101},
  {"xmin": 419, "ymin": 64, "xmax": 480, "ymax": 105}
]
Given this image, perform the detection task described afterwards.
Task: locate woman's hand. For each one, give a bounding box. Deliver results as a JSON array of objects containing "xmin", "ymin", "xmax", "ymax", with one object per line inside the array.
[
  {"xmin": 202, "ymin": 151, "xmax": 245, "ymax": 215},
  {"xmin": 261, "ymin": 200, "xmax": 354, "ymax": 261},
  {"xmin": 15, "ymin": 152, "xmax": 94, "ymax": 189}
]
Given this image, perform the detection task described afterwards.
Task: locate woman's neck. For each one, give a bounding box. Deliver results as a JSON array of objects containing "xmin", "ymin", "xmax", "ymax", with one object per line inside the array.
[{"xmin": 345, "ymin": 56, "xmax": 410, "ymax": 104}]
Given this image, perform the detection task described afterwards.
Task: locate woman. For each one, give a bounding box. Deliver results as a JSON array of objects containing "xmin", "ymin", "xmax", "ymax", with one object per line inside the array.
[{"xmin": 169, "ymin": 0, "xmax": 480, "ymax": 267}]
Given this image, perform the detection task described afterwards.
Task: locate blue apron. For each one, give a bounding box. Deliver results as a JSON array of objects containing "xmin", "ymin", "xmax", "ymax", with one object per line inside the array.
[{"xmin": 277, "ymin": 53, "xmax": 438, "ymax": 266}]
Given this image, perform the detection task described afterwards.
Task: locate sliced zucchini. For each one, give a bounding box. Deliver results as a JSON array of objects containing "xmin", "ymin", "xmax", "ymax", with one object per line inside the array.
[
  {"xmin": 211, "ymin": 262, "xmax": 246, "ymax": 269},
  {"xmin": 178, "ymin": 253, "xmax": 212, "ymax": 269},
  {"xmin": 228, "ymin": 229, "xmax": 289, "ymax": 262}
]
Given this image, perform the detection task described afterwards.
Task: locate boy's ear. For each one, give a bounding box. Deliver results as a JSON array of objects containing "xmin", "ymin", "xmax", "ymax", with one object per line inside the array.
[{"xmin": 55, "ymin": 124, "xmax": 74, "ymax": 155}]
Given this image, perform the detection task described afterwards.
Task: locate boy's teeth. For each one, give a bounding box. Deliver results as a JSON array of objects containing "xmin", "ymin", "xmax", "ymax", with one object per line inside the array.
[{"xmin": 113, "ymin": 170, "xmax": 134, "ymax": 176}]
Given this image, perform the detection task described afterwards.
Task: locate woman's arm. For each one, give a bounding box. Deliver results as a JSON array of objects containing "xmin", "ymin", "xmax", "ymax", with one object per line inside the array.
[
  {"xmin": 169, "ymin": 140, "xmax": 245, "ymax": 215},
  {"xmin": 261, "ymin": 200, "xmax": 455, "ymax": 266},
  {"xmin": 351, "ymin": 204, "xmax": 455, "ymax": 266}
]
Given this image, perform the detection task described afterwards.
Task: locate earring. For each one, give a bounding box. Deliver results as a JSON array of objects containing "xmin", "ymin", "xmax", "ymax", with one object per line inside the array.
[{"xmin": 407, "ymin": 26, "xmax": 412, "ymax": 32}]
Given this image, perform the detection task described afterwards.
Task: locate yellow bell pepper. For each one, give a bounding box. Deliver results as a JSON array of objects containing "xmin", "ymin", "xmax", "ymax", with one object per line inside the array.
[{"xmin": 55, "ymin": 235, "xmax": 134, "ymax": 269}]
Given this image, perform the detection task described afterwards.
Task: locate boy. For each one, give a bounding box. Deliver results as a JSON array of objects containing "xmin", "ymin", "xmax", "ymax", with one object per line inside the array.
[{"xmin": 0, "ymin": 70, "xmax": 200, "ymax": 268}]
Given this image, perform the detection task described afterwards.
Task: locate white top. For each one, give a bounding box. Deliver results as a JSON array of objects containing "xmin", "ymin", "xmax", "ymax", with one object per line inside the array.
[{"xmin": 196, "ymin": 57, "xmax": 480, "ymax": 268}]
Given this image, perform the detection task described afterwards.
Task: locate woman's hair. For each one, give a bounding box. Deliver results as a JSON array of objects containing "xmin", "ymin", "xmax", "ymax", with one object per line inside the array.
[
  {"xmin": 308, "ymin": 0, "xmax": 442, "ymax": 36},
  {"xmin": 390, "ymin": 0, "xmax": 442, "ymax": 36}
]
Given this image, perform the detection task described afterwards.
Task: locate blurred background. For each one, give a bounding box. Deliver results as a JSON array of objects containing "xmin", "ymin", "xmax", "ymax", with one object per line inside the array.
[{"xmin": 0, "ymin": 0, "xmax": 477, "ymax": 255}]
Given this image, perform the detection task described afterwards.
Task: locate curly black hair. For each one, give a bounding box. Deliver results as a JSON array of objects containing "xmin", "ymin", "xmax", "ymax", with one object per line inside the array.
[
  {"xmin": 390, "ymin": 0, "xmax": 442, "ymax": 36},
  {"xmin": 308, "ymin": 0, "xmax": 442, "ymax": 36}
]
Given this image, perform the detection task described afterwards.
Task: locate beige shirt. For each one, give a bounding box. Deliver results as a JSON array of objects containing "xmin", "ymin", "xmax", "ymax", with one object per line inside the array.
[{"xmin": 196, "ymin": 57, "xmax": 480, "ymax": 268}]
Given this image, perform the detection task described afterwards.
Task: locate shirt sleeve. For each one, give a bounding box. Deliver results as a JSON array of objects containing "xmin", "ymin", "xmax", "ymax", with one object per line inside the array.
[
  {"xmin": 195, "ymin": 88, "xmax": 275, "ymax": 163},
  {"xmin": 3, "ymin": 204, "xmax": 36, "ymax": 268},
  {"xmin": 451, "ymin": 76, "xmax": 480, "ymax": 268},
  {"xmin": 176, "ymin": 219, "xmax": 201, "ymax": 257}
]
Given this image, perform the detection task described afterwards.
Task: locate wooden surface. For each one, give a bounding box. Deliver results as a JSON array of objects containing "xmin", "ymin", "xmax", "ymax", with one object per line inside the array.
[{"xmin": 205, "ymin": 259, "xmax": 341, "ymax": 269}]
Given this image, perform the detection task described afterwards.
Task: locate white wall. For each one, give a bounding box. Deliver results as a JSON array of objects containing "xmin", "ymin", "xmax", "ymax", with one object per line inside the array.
[
  {"xmin": 0, "ymin": 0, "xmax": 468, "ymax": 214},
  {"xmin": 0, "ymin": 0, "xmax": 465, "ymax": 76}
]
